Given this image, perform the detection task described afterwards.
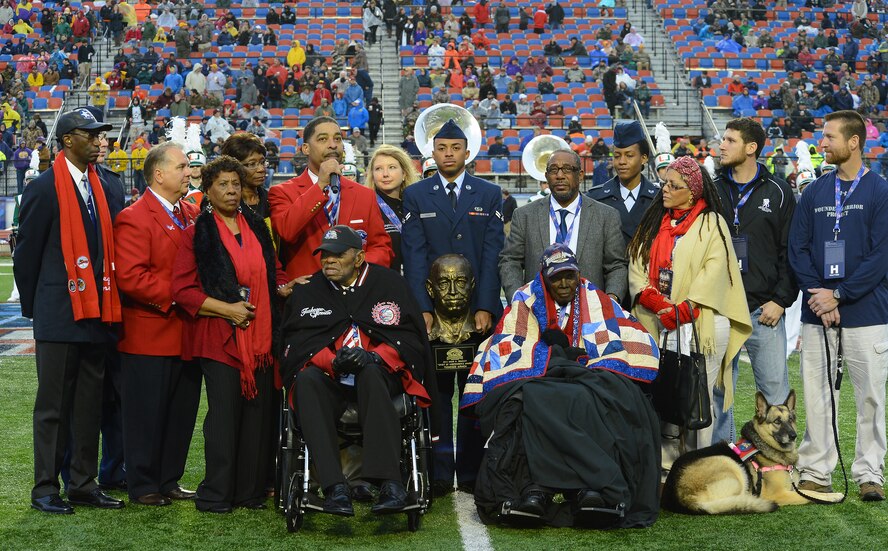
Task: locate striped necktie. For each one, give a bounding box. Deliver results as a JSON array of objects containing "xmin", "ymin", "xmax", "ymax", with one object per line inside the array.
[
  {"xmin": 83, "ymin": 176, "xmax": 97, "ymax": 225},
  {"xmin": 324, "ymin": 187, "xmax": 338, "ymax": 226}
]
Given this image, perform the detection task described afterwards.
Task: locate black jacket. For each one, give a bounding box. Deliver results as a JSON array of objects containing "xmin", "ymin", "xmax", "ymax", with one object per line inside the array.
[
  {"xmin": 13, "ymin": 164, "xmax": 116, "ymax": 342},
  {"xmin": 473, "ymin": 362, "xmax": 660, "ymax": 528},
  {"xmin": 280, "ymin": 264, "xmax": 438, "ymax": 431},
  {"xmin": 587, "ymin": 174, "xmax": 660, "ymax": 246},
  {"xmin": 714, "ymin": 162, "xmax": 797, "ymax": 311}
]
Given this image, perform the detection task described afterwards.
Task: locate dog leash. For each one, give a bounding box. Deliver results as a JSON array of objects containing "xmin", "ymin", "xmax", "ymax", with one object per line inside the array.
[{"xmin": 799, "ymin": 326, "xmax": 848, "ymax": 504}]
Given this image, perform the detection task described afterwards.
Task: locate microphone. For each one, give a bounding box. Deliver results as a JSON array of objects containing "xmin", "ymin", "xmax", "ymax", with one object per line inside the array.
[{"xmin": 330, "ymin": 174, "xmax": 341, "ymax": 193}]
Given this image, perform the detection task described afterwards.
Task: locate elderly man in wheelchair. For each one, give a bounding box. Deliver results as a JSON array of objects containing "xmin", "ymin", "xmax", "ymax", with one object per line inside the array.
[
  {"xmin": 461, "ymin": 243, "xmax": 663, "ymax": 528},
  {"xmin": 279, "ymin": 226, "xmax": 436, "ymax": 528}
]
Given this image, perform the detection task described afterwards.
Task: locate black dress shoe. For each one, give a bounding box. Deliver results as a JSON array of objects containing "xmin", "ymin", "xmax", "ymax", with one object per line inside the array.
[
  {"xmin": 196, "ymin": 503, "xmax": 233, "ymax": 514},
  {"xmin": 163, "ymin": 486, "xmax": 196, "ymax": 500},
  {"xmin": 31, "ymin": 495, "xmax": 74, "ymax": 514},
  {"xmin": 513, "ymin": 490, "xmax": 548, "ymax": 516},
  {"xmin": 67, "ymin": 489, "xmax": 125, "ymax": 509},
  {"xmin": 98, "ymin": 480, "xmax": 127, "ymax": 492},
  {"xmin": 574, "ymin": 489, "xmax": 606, "ymax": 509},
  {"xmin": 371, "ymin": 480, "xmax": 408, "ymax": 515},
  {"xmin": 351, "ymin": 484, "xmax": 375, "ymax": 503},
  {"xmin": 132, "ymin": 493, "xmax": 172, "ymax": 506},
  {"xmin": 322, "ymin": 483, "xmax": 354, "ymax": 517}
]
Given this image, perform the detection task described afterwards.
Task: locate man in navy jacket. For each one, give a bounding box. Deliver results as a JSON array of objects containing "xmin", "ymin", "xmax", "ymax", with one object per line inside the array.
[
  {"xmin": 402, "ymin": 119, "xmax": 504, "ymax": 495},
  {"xmin": 789, "ymin": 110, "xmax": 888, "ymax": 502}
]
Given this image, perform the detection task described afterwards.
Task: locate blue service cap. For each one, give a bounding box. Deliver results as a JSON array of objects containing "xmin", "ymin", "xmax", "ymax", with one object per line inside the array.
[
  {"xmin": 613, "ymin": 120, "xmax": 645, "ymax": 149},
  {"xmin": 434, "ymin": 119, "xmax": 467, "ymax": 141}
]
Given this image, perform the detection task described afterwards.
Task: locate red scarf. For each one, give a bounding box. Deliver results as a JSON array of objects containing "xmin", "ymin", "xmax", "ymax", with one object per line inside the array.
[
  {"xmin": 214, "ymin": 212, "xmax": 272, "ymax": 399},
  {"xmin": 648, "ymin": 199, "xmax": 708, "ymax": 289},
  {"xmin": 52, "ymin": 151, "xmax": 121, "ymax": 323}
]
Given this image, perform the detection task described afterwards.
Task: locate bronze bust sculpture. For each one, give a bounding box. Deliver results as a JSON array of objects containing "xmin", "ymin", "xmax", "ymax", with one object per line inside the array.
[{"xmin": 426, "ymin": 254, "xmax": 478, "ymax": 345}]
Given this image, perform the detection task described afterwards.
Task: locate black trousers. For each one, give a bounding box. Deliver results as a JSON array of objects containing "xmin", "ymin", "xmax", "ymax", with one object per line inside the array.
[
  {"xmin": 196, "ymin": 359, "xmax": 274, "ymax": 509},
  {"xmin": 432, "ymin": 370, "xmax": 484, "ymax": 487},
  {"xmin": 61, "ymin": 348, "xmax": 126, "ymax": 490},
  {"xmin": 295, "ymin": 364, "xmax": 402, "ymax": 490},
  {"xmin": 33, "ymin": 341, "xmax": 108, "ymax": 499},
  {"xmin": 121, "ymin": 353, "xmax": 201, "ymax": 499}
]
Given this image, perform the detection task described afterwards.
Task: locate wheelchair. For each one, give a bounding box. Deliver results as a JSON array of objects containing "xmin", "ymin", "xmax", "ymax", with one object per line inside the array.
[{"xmin": 275, "ymin": 389, "xmax": 433, "ymax": 532}]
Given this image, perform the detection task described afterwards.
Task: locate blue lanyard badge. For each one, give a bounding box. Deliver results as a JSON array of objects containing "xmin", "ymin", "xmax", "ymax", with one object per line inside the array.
[
  {"xmin": 376, "ymin": 194, "xmax": 402, "ymax": 233},
  {"xmin": 729, "ymin": 166, "xmax": 759, "ymax": 230},
  {"xmin": 549, "ymin": 196, "xmax": 581, "ymax": 246},
  {"xmin": 833, "ymin": 165, "xmax": 866, "ymax": 239},
  {"xmin": 161, "ymin": 202, "xmax": 185, "ymax": 230}
]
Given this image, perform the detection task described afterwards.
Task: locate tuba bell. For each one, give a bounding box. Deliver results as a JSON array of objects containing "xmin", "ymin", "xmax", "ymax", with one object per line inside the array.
[
  {"xmin": 414, "ymin": 103, "xmax": 483, "ymax": 163},
  {"xmin": 521, "ymin": 135, "xmax": 572, "ymax": 182}
]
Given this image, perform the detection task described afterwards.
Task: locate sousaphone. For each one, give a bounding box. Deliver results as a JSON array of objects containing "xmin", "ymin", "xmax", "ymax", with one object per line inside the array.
[
  {"xmin": 414, "ymin": 103, "xmax": 483, "ymax": 163},
  {"xmin": 521, "ymin": 134, "xmax": 572, "ymax": 182}
]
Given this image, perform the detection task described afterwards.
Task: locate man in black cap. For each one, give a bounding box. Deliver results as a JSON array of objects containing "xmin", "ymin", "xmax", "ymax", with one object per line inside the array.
[
  {"xmin": 587, "ymin": 120, "xmax": 659, "ymax": 246},
  {"xmin": 58, "ymin": 104, "xmax": 127, "ymax": 497},
  {"xmin": 402, "ymin": 118, "xmax": 504, "ymax": 495},
  {"xmin": 280, "ymin": 225, "xmax": 436, "ymax": 517},
  {"xmin": 14, "ymin": 108, "xmax": 125, "ymax": 514}
]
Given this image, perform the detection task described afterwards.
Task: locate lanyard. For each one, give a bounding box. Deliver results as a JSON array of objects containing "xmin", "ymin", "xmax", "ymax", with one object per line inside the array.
[
  {"xmin": 375, "ymin": 193, "xmax": 402, "ymax": 233},
  {"xmin": 160, "ymin": 201, "xmax": 186, "ymax": 230},
  {"xmin": 729, "ymin": 166, "xmax": 759, "ymax": 230},
  {"xmin": 549, "ymin": 195, "xmax": 581, "ymax": 246},
  {"xmin": 833, "ymin": 165, "xmax": 865, "ymax": 239}
]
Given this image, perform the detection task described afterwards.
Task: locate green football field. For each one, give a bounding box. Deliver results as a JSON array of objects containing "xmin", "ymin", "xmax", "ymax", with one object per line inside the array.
[{"xmin": 1, "ymin": 260, "xmax": 887, "ymax": 549}]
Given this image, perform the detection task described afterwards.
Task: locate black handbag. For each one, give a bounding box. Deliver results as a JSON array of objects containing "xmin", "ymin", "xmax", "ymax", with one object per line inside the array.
[{"xmin": 651, "ymin": 302, "xmax": 712, "ymax": 431}]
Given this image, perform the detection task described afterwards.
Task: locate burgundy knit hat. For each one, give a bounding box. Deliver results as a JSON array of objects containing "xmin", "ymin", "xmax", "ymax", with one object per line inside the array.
[{"xmin": 667, "ymin": 155, "xmax": 703, "ymax": 200}]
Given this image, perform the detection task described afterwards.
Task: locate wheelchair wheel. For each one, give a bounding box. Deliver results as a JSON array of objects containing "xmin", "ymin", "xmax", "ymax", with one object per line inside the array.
[
  {"xmin": 285, "ymin": 481, "xmax": 304, "ymax": 533},
  {"xmin": 407, "ymin": 510, "xmax": 422, "ymax": 532}
]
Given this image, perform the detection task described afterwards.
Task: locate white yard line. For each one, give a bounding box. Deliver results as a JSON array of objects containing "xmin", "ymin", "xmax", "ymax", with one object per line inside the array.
[{"xmin": 454, "ymin": 490, "xmax": 493, "ymax": 551}]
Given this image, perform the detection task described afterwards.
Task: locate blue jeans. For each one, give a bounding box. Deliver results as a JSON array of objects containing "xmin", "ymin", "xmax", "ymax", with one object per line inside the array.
[{"xmin": 712, "ymin": 306, "xmax": 791, "ymax": 443}]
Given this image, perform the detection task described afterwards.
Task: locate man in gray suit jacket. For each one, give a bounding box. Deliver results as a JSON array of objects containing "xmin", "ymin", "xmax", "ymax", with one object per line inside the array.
[{"xmin": 499, "ymin": 149, "xmax": 628, "ymax": 302}]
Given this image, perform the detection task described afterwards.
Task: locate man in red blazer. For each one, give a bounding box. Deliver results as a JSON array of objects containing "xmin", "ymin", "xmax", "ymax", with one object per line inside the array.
[
  {"xmin": 113, "ymin": 142, "xmax": 202, "ymax": 506},
  {"xmin": 269, "ymin": 116, "xmax": 392, "ymax": 279}
]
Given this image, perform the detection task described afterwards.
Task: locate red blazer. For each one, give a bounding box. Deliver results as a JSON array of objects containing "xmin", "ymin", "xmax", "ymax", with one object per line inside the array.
[
  {"xmin": 269, "ymin": 170, "xmax": 393, "ymax": 279},
  {"xmin": 114, "ymin": 190, "xmax": 198, "ymax": 356}
]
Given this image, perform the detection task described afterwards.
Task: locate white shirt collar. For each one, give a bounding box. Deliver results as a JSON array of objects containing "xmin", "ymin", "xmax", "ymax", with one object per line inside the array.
[
  {"xmin": 438, "ymin": 169, "xmax": 467, "ymax": 193},
  {"xmin": 64, "ymin": 156, "xmax": 88, "ymax": 202},
  {"xmin": 148, "ymin": 186, "xmax": 177, "ymax": 211},
  {"xmin": 619, "ymin": 183, "xmax": 637, "ymax": 200},
  {"xmin": 549, "ymin": 193, "xmax": 580, "ymax": 215}
]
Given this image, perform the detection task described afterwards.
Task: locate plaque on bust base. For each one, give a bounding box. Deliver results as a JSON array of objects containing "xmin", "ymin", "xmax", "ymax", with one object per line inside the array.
[{"xmin": 430, "ymin": 333, "xmax": 483, "ymax": 372}]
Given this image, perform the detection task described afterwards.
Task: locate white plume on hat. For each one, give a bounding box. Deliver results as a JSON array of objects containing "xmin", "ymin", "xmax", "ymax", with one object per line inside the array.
[
  {"xmin": 703, "ymin": 155, "xmax": 716, "ymax": 179},
  {"xmin": 794, "ymin": 140, "xmax": 814, "ymax": 174},
  {"xmin": 167, "ymin": 117, "xmax": 206, "ymax": 166},
  {"xmin": 343, "ymin": 141, "xmax": 356, "ymax": 164},
  {"xmin": 654, "ymin": 122, "xmax": 671, "ymax": 154}
]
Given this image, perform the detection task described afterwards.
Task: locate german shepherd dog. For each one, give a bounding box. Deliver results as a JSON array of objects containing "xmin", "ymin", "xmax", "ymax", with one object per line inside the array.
[{"xmin": 661, "ymin": 390, "xmax": 844, "ymax": 514}]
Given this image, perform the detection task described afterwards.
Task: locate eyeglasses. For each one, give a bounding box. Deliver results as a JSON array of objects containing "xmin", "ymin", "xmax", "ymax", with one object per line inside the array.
[
  {"xmin": 661, "ymin": 182, "xmax": 690, "ymax": 192},
  {"xmin": 545, "ymin": 166, "xmax": 581, "ymax": 175},
  {"xmin": 242, "ymin": 158, "xmax": 269, "ymax": 170},
  {"xmin": 69, "ymin": 131, "xmax": 102, "ymax": 142}
]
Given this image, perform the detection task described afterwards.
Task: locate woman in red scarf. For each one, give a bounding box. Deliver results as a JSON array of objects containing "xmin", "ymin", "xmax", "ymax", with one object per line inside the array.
[
  {"xmin": 627, "ymin": 156, "xmax": 752, "ymax": 479},
  {"xmin": 172, "ymin": 156, "xmax": 296, "ymax": 513}
]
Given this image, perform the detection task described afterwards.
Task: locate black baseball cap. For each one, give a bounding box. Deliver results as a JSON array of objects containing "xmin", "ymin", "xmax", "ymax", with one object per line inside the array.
[
  {"xmin": 313, "ymin": 225, "xmax": 364, "ymax": 255},
  {"xmin": 55, "ymin": 108, "xmax": 113, "ymax": 138}
]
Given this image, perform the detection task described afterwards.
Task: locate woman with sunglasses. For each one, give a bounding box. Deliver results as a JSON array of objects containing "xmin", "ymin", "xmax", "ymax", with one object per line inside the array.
[{"xmin": 627, "ymin": 155, "xmax": 752, "ymax": 479}]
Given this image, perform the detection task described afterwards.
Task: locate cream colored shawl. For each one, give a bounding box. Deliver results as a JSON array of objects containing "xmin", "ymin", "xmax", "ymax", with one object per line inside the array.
[{"xmin": 629, "ymin": 211, "xmax": 752, "ymax": 409}]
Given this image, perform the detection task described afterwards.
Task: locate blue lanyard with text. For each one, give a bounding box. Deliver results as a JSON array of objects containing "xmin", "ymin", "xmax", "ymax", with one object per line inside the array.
[
  {"xmin": 549, "ymin": 195, "xmax": 581, "ymax": 246},
  {"xmin": 833, "ymin": 165, "xmax": 865, "ymax": 240},
  {"xmin": 375, "ymin": 193, "xmax": 402, "ymax": 233},
  {"xmin": 160, "ymin": 201, "xmax": 186, "ymax": 230},
  {"xmin": 729, "ymin": 166, "xmax": 759, "ymax": 229}
]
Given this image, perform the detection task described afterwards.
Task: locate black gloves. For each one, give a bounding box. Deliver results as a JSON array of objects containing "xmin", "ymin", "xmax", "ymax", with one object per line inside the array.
[
  {"xmin": 542, "ymin": 329, "xmax": 586, "ymax": 362},
  {"xmin": 541, "ymin": 328, "xmax": 569, "ymax": 349},
  {"xmin": 332, "ymin": 347, "xmax": 382, "ymax": 376}
]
